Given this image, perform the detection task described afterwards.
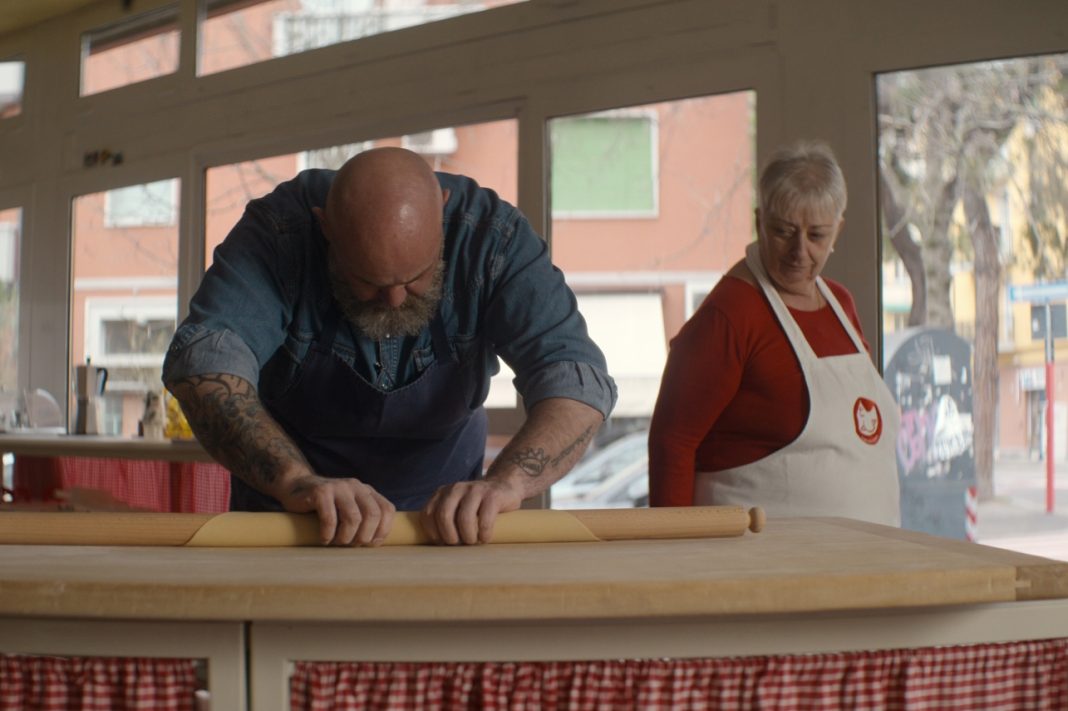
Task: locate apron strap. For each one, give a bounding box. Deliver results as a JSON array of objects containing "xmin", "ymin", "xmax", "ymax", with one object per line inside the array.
[
  {"xmin": 319, "ymin": 304, "xmax": 343, "ymax": 349},
  {"xmin": 815, "ymin": 278, "xmax": 868, "ymax": 354},
  {"xmin": 429, "ymin": 312, "xmax": 453, "ymax": 363}
]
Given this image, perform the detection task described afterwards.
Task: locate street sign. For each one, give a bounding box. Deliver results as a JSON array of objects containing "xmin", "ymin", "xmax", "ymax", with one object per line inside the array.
[
  {"xmin": 1008, "ymin": 281, "xmax": 1068, "ymax": 303},
  {"xmin": 1031, "ymin": 303, "xmax": 1068, "ymax": 340}
]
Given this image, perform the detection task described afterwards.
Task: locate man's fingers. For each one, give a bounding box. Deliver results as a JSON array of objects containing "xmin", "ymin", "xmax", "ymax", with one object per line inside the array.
[
  {"xmin": 455, "ymin": 491, "xmax": 484, "ymax": 545},
  {"xmin": 432, "ymin": 486, "xmax": 464, "ymax": 545},
  {"xmin": 477, "ymin": 500, "xmax": 501, "ymax": 544},
  {"xmin": 313, "ymin": 489, "xmax": 340, "ymax": 545},
  {"xmin": 422, "ymin": 482, "xmax": 518, "ymax": 545},
  {"xmin": 370, "ymin": 494, "xmax": 396, "ymax": 546},
  {"xmin": 354, "ymin": 505, "xmax": 380, "ymax": 546},
  {"xmin": 419, "ymin": 490, "xmax": 444, "ymax": 545},
  {"xmin": 332, "ymin": 491, "xmax": 365, "ymax": 546},
  {"xmin": 292, "ymin": 477, "xmax": 395, "ymax": 547}
]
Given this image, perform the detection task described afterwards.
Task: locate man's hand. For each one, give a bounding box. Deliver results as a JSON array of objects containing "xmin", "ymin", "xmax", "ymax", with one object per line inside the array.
[
  {"xmin": 278, "ymin": 474, "xmax": 396, "ymax": 546},
  {"xmin": 420, "ymin": 478, "xmax": 524, "ymax": 545}
]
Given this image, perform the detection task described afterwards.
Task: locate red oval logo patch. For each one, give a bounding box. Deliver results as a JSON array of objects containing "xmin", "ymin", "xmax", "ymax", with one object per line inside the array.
[{"xmin": 854, "ymin": 397, "xmax": 882, "ymax": 444}]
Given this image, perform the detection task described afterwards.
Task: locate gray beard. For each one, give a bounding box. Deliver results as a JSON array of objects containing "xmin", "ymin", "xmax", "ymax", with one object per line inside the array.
[{"xmin": 329, "ymin": 259, "xmax": 444, "ymax": 341}]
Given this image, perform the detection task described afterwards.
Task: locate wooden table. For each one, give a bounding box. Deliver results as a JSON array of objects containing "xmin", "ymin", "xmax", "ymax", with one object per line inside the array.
[{"xmin": 2, "ymin": 516, "xmax": 1067, "ymax": 710}]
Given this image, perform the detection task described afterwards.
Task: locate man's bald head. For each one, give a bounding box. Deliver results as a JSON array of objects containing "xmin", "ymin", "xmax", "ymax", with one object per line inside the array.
[
  {"xmin": 321, "ymin": 147, "xmax": 444, "ymax": 285},
  {"xmin": 315, "ymin": 147, "xmax": 448, "ymax": 339}
]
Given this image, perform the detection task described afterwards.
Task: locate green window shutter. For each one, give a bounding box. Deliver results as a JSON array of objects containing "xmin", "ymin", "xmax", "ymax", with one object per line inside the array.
[{"xmin": 551, "ymin": 115, "xmax": 656, "ymax": 216}]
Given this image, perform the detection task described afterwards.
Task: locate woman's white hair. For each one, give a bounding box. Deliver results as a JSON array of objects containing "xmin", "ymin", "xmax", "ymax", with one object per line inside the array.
[{"xmin": 758, "ymin": 140, "xmax": 847, "ymax": 219}]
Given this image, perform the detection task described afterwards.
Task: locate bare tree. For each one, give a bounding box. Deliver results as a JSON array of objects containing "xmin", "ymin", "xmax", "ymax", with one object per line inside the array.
[{"xmin": 878, "ymin": 54, "xmax": 1068, "ymax": 499}]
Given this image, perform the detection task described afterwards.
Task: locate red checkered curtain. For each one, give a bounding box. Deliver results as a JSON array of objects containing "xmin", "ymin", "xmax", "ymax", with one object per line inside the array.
[
  {"xmin": 11, "ymin": 457, "xmax": 229, "ymax": 513},
  {"xmin": 170, "ymin": 462, "xmax": 230, "ymax": 513},
  {"xmin": 0, "ymin": 655, "xmax": 198, "ymax": 711},
  {"xmin": 290, "ymin": 639, "xmax": 1068, "ymax": 711}
]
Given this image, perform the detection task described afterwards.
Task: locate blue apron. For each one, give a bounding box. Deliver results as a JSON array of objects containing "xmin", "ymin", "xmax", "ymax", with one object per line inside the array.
[{"xmin": 230, "ymin": 306, "xmax": 488, "ymax": 511}]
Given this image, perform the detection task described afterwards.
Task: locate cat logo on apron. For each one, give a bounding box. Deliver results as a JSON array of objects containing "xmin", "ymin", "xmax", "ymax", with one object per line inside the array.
[{"xmin": 853, "ymin": 397, "xmax": 882, "ymax": 444}]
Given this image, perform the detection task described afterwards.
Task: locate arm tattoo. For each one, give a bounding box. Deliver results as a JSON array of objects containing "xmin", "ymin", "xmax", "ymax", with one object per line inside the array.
[
  {"xmin": 505, "ymin": 425, "xmax": 595, "ymax": 479},
  {"xmin": 507, "ymin": 447, "xmax": 551, "ymax": 477},
  {"xmin": 550, "ymin": 426, "xmax": 594, "ymax": 468},
  {"xmin": 168, "ymin": 374, "xmax": 308, "ymax": 491}
]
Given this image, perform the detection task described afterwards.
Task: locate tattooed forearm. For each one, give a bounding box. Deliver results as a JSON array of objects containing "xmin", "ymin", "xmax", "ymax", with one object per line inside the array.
[
  {"xmin": 167, "ymin": 373, "xmax": 309, "ymax": 492},
  {"xmin": 500, "ymin": 425, "xmax": 596, "ymax": 480},
  {"xmin": 549, "ymin": 426, "xmax": 594, "ymax": 468}
]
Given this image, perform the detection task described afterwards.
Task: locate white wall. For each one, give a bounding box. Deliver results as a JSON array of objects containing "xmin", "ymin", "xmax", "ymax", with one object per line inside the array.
[{"xmin": 0, "ymin": 0, "xmax": 1066, "ymax": 405}]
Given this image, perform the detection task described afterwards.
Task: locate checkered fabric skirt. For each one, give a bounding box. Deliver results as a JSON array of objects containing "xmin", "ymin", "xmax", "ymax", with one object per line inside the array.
[
  {"xmin": 290, "ymin": 639, "xmax": 1068, "ymax": 710},
  {"xmin": 0, "ymin": 656, "xmax": 198, "ymax": 711}
]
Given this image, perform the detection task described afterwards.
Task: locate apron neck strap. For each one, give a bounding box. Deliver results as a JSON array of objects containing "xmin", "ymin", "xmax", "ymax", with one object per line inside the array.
[
  {"xmin": 429, "ymin": 312, "xmax": 452, "ymax": 361},
  {"xmin": 320, "ymin": 303, "xmax": 343, "ymax": 348}
]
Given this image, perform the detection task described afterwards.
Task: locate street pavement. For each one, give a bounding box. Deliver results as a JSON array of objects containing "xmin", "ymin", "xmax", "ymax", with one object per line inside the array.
[{"xmin": 976, "ymin": 456, "xmax": 1068, "ymax": 561}]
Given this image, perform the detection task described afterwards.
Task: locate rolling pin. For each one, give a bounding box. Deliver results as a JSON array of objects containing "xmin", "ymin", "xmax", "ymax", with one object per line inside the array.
[{"xmin": 0, "ymin": 506, "xmax": 764, "ymax": 547}]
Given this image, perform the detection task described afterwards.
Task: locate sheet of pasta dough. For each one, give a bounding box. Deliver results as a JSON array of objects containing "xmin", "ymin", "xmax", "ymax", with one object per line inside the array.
[{"xmin": 184, "ymin": 510, "xmax": 601, "ymax": 546}]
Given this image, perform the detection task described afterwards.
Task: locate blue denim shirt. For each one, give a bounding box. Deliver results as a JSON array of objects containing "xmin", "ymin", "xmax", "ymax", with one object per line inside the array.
[{"xmin": 162, "ymin": 169, "xmax": 617, "ymax": 418}]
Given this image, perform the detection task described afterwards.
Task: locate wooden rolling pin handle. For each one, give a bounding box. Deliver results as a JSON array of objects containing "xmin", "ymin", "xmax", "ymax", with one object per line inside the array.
[{"xmin": 748, "ymin": 507, "xmax": 766, "ymax": 533}]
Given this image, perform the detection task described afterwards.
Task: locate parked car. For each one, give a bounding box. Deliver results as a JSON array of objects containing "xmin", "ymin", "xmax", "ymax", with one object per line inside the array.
[{"xmin": 552, "ymin": 430, "xmax": 649, "ymax": 509}]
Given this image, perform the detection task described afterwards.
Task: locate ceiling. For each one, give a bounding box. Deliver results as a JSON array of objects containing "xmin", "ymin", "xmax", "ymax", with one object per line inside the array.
[{"xmin": 1, "ymin": 0, "xmax": 101, "ymax": 39}]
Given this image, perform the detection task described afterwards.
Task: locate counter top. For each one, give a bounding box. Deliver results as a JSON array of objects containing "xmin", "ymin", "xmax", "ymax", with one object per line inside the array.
[
  {"xmin": 0, "ymin": 433, "xmax": 212, "ymax": 462},
  {"xmin": 0, "ymin": 516, "xmax": 1065, "ymax": 623}
]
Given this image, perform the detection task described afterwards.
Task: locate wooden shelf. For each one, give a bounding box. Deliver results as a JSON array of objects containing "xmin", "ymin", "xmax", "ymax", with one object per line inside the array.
[{"xmin": 0, "ymin": 433, "xmax": 213, "ymax": 463}]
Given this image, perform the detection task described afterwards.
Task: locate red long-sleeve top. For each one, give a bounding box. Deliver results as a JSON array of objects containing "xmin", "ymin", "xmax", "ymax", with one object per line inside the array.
[{"xmin": 648, "ymin": 275, "xmax": 869, "ymax": 507}]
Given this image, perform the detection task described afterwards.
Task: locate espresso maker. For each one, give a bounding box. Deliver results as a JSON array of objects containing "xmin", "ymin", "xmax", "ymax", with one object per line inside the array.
[{"xmin": 73, "ymin": 358, "xmax": 108, "ymax": 435}]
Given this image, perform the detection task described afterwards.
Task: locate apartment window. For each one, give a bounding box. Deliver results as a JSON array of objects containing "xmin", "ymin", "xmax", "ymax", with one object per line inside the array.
[
  {"xmin": 105, "ymin": 179, "xmax": 178, "ymax": 228},
  {"xmin": 81, "ymin": 4, "xmax": 180, "ymax": 96},
  {"xmin": 551, "ymin": 111, "xmax": 658, "ymax": 218},
  {"xmin": 0, "ymin": 208, "xmax": 21, "ymax": 392},
  {"xmin": 199, "ymin": 0, "xmax": 528, "ymax": 77},
  {"xmin": 0, "ymin": 60, "xmax": 24, "ymax": 118}
]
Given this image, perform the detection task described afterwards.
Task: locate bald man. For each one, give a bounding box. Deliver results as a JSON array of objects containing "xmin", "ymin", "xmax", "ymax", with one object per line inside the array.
[{"xmin": 163, "ymin": 148, "xmax": 616, "ymax": 546}]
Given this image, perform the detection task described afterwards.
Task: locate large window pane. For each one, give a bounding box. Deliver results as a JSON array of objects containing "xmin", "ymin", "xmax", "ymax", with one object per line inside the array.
[
  {"xmin": 548, "ymin": 91, "xmax": 756, "ymax": 509},
  {"xmin": 199, "ymin": 0, "xmax": 527, "ymax": 77},
  {"xmin": 878, "ymin": 52, "xmax": 1068, "ymax": 558},
  {"xmin": 72, "ymin": 181, "xmax": 180, "ymax": 435},
  {"xmin": 0, "ymin": 60, "xmax": 24, "ymax": 118},
  {"xmin": 81, "ymin": 5, "xmax": 180, "ymax": 96}
]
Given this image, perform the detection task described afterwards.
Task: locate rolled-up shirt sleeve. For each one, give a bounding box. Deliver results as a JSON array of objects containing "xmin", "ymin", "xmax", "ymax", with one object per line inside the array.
[
  {"xmin": 484, "ymin": 213, "xmax": 617, "ymax": 419},
  {"xmin": 163, "ymin": 324, "xmax": 261, "ymax": 387},
  {"xmin": 517, "ymin": 360, "xmax": 617, "ymax": 419},
  {"xmin": 162, "ymin": 196, "xmax": 302, "ymax": 388}
]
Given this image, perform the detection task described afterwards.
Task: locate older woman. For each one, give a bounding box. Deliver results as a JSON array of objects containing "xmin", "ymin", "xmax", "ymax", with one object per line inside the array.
[{"xmin": 648, "ymin": 141, "xmax": 899, "ymax": 525}]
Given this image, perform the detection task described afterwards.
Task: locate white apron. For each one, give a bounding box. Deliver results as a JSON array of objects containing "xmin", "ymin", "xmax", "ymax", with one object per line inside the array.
[{"xmin": 694, "ymin": 243, "xmax": 901, "ymax": 526}]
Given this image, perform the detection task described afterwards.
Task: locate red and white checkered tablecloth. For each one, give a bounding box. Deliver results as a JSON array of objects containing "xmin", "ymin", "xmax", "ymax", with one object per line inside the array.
[
  {"xmin": 289, "ymin": 639, "xmax": 1068, "ymax": 711},
  {"xmin": 0, "ymin": 655, "xmax": 199, "ymax": 711}
]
